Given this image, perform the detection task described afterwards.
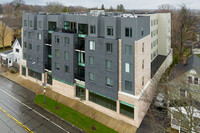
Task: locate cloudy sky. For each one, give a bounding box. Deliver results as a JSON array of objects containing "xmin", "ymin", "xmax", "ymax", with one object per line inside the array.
[{"xmin": 0, "ymin": 0, "xmax": 199, "ymax": 9}]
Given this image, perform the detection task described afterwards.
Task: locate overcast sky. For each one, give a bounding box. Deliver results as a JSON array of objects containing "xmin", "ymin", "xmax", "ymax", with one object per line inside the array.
[{"xmin": 0, "ymin": 0, "xmax": 200, "ymax": 9}]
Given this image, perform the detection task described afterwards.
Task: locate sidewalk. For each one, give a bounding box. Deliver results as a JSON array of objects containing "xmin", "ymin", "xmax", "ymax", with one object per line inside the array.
[{"xmin": 1, "ymin": 70, "xmax": 137, "ymax": 133}]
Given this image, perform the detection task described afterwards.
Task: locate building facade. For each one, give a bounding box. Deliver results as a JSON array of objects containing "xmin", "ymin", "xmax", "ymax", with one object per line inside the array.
[{"xmin": 20, "ymin": 11, "xmax": 172, "ymax": 127}]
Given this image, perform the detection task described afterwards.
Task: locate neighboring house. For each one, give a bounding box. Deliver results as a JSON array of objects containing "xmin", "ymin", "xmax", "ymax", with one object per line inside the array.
[
  {"xmin": 0, "ymin": 38, "xmax": 22, "ymax": 67},
  {"xmin": 20, "ymin": 11, "xmax": 172, "ymax": 128},
  {"xmin": 168, "ymin": 55, "xmax": 200, "ymax": 133}
]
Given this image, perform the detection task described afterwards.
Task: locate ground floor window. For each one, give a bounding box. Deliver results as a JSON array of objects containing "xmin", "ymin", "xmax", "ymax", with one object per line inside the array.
[
  {"xmin": 47, "ymin": 73, "xmax": 52, "ymax": 85},
  {"xmin": 2, "ymin": 59, "xmax": 6, "ymax": 65},
  {"xmin": 89, "ymin": 91, "xmax": 116, "ymax": 111},
  {"xmin": 22, "ymin": 66, "xmax": 26, "ymax": 76},
  {"xmin": 76, "ymin": 86, "xmax": 85, "ymax": 100},
  {"xmin": 28, "ymin": 69, "xmax": 42, "ymax": 81},
  {"xmin": 120, "ymin": 101, "xmax": 134, "ymax": 119}
]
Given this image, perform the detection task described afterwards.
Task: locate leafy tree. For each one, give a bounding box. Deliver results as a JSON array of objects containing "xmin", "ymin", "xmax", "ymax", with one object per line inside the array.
[{"xmin": 46, "ymin": 2, "xmax": 64, "ymax": 13}]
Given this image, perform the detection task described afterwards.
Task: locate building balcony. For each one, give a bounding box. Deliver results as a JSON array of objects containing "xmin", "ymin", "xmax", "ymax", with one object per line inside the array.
[
  {"xmin": 75, "ymin": 43, "xmax": 85, "ymax": 51},
  {"xmin": 45, "ymin": 38, "xmax": 52, "ymax": 46},
  {"xmin": 74, "ymin": 73, "xmax": 85, "ymax": 81},
  {"xmin": 45, "ymin": 64, "xmax": 51, "ymax": 71},
  {"xmin": 55, "ymin": 28, "xmax": 77, "ymax": 34}
]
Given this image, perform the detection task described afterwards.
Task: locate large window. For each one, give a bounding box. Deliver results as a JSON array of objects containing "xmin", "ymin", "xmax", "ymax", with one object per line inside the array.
[
  {"xmin": 125, "ymin": 80, "xmax": 132, "ymax": 91},
  {"xmin": 65, "ymin": 65, "xmax": 69, "ymax": 73},
  {"xmin": 28, "ymin": 69, "xmax": 42, "ymax": 80},
  {"xmin": 55, "ymin": 63, "xmax": 59, "ymax": 71},
  {"xmin": 89, "ymin": 41, "xmax": 95, "ymax": 50},
  {"xmin": 106, "ymin": 60, "xmax": 112, "ymax": 71},
  {"xmin": 89, "ymin": 92, "xmax": 116, "ymax": 111},
  {"xmin": 37, "ymin": 33, "xmax": 42, "ymax": 40},
  {"xmin": 89, "ymin": 72, "xmax": 95, "ymax": 82},
  {"xmin": 106, "ymin": 77, "xmax": 113, "ymax": 88},
  {"xmin": 64, "ymin": 51, "xmax": 69, "ymax": 60},
  {"xmin": 64, "ymin": 37, "xmax": 69, "ymax": 46},
  {"xmin": 90, "ymin": 25, "xmax": 96, "ymax": 34},
  {"xmin": 55, "ymin": 49, "xmax": 59, "ymax": 57},
  {"xmin": 107, "ymin": 26, "xmax": 113, "ymax": 36},
  {"xmin": 106, "ymin": 43, "xmax": 113, "ymax": 53},
  {"xmin": 125, "ymin": 27, "xmax": 132, "ymax": 37},
  {"xmin": 125, "ymin": 63, "xmax": 131, "ymax": 73},
  {"xmin": 125, "ymin": 45, "xmax": 132, "ymax": 55},
  {"xmin": 120, "ymin": 101, "xmax": 134, "ymax": 119},
  {"xmin": 89, "ymin": 56, "xmax": 94, "ymax": 66}
]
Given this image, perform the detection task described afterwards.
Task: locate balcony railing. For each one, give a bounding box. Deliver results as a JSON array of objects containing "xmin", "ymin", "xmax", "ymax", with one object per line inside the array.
[
  {"xmin": 74, "ymin": 73, "xmax": 85, "ymax": 81},
  {"xmin": 75, "ymin": 43, "xmax": 85, "ymax": 51},
  {"xmin": 45, "ymin": 64, "xmax": 52, "ymax": 71},
  {"xmin": 45, "ymin": 38, "xmax": 52, "ymax": 45},
  {"xmin": 55, "ymin": 28, "xmax": 77, "ymax": 34}
]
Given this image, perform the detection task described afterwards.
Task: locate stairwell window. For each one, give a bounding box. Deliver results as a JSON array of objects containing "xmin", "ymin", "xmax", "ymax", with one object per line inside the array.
[
  {"xmin": 89, "ymin": 41, "xmax": 95, "ymax": 50},
  {"xmin": 106, "ymin": 77, "xmax": 113, "ymax": 88},
  {"xmin": 90, "ymin": 25, "xmax": 96, "ymax": 34},
  {"xmin": 125, "ymin": 63, "xmax": 131, "ymax": 73},
  {"xmin": 89, "ymin": 72, "xmax": 95, "ymax": 82},
  {"xmin": 55, "ymin": 63, "xmax": 59, "ymax": 71},
  {"xmin": 107, "ymin": 26, "xmax": 113, "ymax": 36},
  {"xmin": 125, "ymin": 27, "xmax": 132, "ymax": 37}
]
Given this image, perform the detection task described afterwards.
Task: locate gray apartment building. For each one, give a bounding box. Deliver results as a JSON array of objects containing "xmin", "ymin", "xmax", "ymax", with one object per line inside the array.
[{"xmin": 20, "ymin": 10, "xmax": 172, "ymax": 127}]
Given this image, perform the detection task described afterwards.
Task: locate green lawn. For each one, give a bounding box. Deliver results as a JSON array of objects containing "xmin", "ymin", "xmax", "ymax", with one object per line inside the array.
[{"xmin": 34, "ymin": 95, "xmax": 117, "ymax": 133}]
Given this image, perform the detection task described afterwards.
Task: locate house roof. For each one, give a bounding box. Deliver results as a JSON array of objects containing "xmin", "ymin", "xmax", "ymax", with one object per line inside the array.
[
  {"xmin": 17, "ymin": 38, "xmax": 21, "ymax": 47},
  {"xmin": 169, "ymin": 55, "xmax": 200, "ymax": 81},
  {"xmin": 1, "ymin": 50, "xmax": 13, "ymax": 55},
  {"xmin": 0, "ymin": 17, "xmax": 22, "ymax": 28}
]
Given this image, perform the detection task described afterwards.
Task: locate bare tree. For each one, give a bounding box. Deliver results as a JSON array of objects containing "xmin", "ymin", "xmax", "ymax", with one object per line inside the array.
[
  {"xmin": 46, "ymin": 2, "xmax": 64, "ymax": 13},
  {"xmin": 0, "ymin": 17, "xmax": 10, "ymax": 50}
]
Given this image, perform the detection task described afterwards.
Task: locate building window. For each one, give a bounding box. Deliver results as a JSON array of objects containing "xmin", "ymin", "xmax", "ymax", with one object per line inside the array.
[
  {"xmin": 106, "ymin": 60, "xmax": 112, "ymax": 71},
  {"xmin": 27, "ymin": 55, "xmax": 30, "ymax": 61},
  {"xmin": 142, "ymin": 43, "xmax": 144, "ymax": 52},
  {"xmin": 55, "ymin": 49, "xmax": 59, "ymax": 57},
  {"xmin": 55, "ymin": 36, "xmax": 60, "ymax": 44},
  {"xmin": 90, "ymin": 25, "xmax": 96, "ymax": 34},
  {"xmin": 65, "ymin": 65, "xmax": 69, "ymax": 73},
  {"xmin": 64, "ymin": 37, "xmax": 69, "ymax": 46},
  {"xmin": 55, "ymin": 63, "xmax": 59, "ymax": 71},
  {"xmin": 89, "ymin": 41, "xmax": 95, "ymax": 50},
  {"xmin": 188, "ymin": 76, "xmax": 192, "ymax": 83},
  {"xmin": 106, "ymin": 77, "xmax": 113, "ymax": 88},
  {"xmin": 37, "ymin": 33, "xmax": 42, "ymax": 40},
  {"xmin": 194, "ymin": 78, "xmax": 198, "ymax": 84},
  {"xmin": 125, "ymin": 27, "xmax": 132, "ymax": 37},
  {"xmin": 16, "ymin": 49, "xmax": 19, "ymax": 53},
  {"xmin": 141, "ymin": 27, "xmax": 144, "ymax": 35},
  {"xmin": 28, "ymin": 43, "xmax": 32, "ymax": 50},
  {"xmin": 24, "ymin": 31, "xmax": 27, "ymax": 37},
  {"xmin": 23, "ymin": 53, "xmax": 26, "ymax": 60},
  {"xmin": 30, "ymin": 20, "xmax": 33, "ymax": 27},
  {"xmin": 179, "ymin": 88, "xmax": 187, "ymax": 97},
  {"xmin": 125, "ymin": 63, "xmax": 131, "ymax": 73},
  {"xmin": 89, "ymin": 72, "xmax": 95, "ymax": 82},
  {"xmin": 142, "ymin": 76, "xmax": 144, "ymax": 86},
  {"xmin": 22, "ymin": 66, "xmax": 26, "ymax": 76},
  {"xmin": 28, "ymin": 69, "xmax": 42, "ymax": 80},
  {"xmin": 37, "ymin": 45, "xmax": 41, "ymax": 53},
  {"xmin": 107, "ymin": 26, "xmax": 113, "ymax": 36},
  {"xmin": 24, "ymin": 20, "xmax": 27, "ymax": 26},
  {"xmin": 106, "ymin": 43, "xmax": 113, "ymax": 53},
  {"xmin": 37, "ymin": 57, "xmax": 41, "ymax": 65},
  {"xmin": 142, "ymin": 60, "xmax": 144, "ymax": 69},
  {"xmin": 120, "ymin": 102, "xmax": 134, "ymax": 119},
  {"xmin": 64, "ymin": 51, "xmax": 69, "ymax": 60},
  {"xmin": 125, "ymin": 80, "xmax": 132, "ymax": 91},
  {"xmin": 89, "ymin": 56, "xmax": 94, "ymax": 66},
  {"xmin": 125, "ymin": 45, "xmax": 132, "ymax": 55},
  {"xmin": 38, "ymin": 21, "xmax": 42, "ymax": 28},
  {"xmin": 28, "ymin": 32, "xmax": 32, "ymax": 39}
]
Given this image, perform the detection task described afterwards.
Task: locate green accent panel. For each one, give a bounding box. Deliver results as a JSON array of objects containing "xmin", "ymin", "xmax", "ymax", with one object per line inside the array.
[
  {"xmin": 120, "ymin": 101, "xmax": 134, "ymax": 108},
  {"xmin": 78, "ymin": 34, "xmax": 86, "ymax": 38},
  {"xmin": 22, "ymin": 65, "xmax": 26, "ymax": 68},
  {"xmin": 78, "ymin": 63, "xmax": 85, "ymax": 67},
  {"xmin": 48, "ymin": 55, "xmax": 52, "ymax": 58},
  {"xmin": 76, "ymin": 83, "xmax": 85, "ymax": 88},
  {"xmin": 53, "ymin": 77, "xmax": 74, "ymax": 86},
  {"xmin": 48, "ymin": 30, "xmax": 53, "ymax": 34},
  {"xmin": 89, "ymin": 90, "xmax": 116, "ymax": 101},
  {"xmin": 47, "ymin": 72, "xmax": 52, "ymax": 75}
]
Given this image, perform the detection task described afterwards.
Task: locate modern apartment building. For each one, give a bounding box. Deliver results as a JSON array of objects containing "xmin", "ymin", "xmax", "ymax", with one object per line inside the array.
[{"xmin": 20, "ymin": 11, "xmax": 172, "ymax": 127}]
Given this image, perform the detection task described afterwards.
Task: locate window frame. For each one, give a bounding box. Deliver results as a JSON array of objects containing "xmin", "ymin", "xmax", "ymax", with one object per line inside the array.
[
  {"xmin": 106, "ymin": 43, "xmax": 113, "ymax": 53},
  {"xmin": 89, "ymin": 40, "xmax": 95, "ymax": 50},
  {"xmin": 125, "ymin": 27, "xmax": 132, "ymax": 37},
  {"xmin": 107, "ymin": 26, "xmax": 113, "ymax": 36}
]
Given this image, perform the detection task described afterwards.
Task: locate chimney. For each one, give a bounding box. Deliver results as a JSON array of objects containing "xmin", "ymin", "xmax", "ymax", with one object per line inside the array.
[{"xmin": 183, "ymin": 55, "xmax": 186, "ymax": 65}]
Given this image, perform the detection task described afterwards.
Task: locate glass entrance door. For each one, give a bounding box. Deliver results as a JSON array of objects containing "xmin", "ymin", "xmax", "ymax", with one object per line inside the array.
[{"xmin": 76, "ymin": 86, "xmax": 85, "ymax": 100}]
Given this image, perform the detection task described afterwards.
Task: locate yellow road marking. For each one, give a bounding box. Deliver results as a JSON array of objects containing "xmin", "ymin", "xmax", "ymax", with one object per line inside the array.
[{"xmin": 0, "ymin": 107, "xmax": 33, "ymax": 133}]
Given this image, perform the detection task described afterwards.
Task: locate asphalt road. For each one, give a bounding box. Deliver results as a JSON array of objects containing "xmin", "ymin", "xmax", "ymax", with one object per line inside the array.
[{"xmin": 0, "ymin": 75, "xmax": 82, "ymax": 133}]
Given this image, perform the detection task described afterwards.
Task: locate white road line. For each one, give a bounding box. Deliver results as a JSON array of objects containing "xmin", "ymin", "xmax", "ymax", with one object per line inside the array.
[{"xmin": 0, "ymin": 88, "xmax": 70, "ymax": 133}]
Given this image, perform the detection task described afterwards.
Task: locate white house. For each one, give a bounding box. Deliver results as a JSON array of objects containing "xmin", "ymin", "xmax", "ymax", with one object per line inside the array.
[{"xmin": 0, "ymin": 38, "xmax": 22, "ymax": 67}]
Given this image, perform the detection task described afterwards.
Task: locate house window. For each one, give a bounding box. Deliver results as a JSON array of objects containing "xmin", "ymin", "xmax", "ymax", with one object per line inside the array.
[
  {"xmin": 125, "ymin": 45, "xmax": 132, "ymax": 55},
  {"xmin": 89, "ymin": 41, "xmax": 95, "ymax": 50},
  {"xmin": 142, "ymin": 60, "xmax": 144, "ymax": 69},
  {"xmin": 194, "ymin": 78, "xmax": 198, "ymax": 84},
  {"xmin": 37, "ymin": 45, "xmax": 41, "ymax": 53},
  {"xmin": 38, "ymin": 21, "xmax": 42, "ymax": 28},
  {"xmin": 16, "ymin": 49, "xmax": 19, "ymax": 53},
  {"xmin": 89, "ymin": 56, "xmax": 94, "ymax": 66},
  {"xmin": 64, "ymin": 51, "xmax": 69, "ymax": 60},
  {"xmin": 65, "ymin": 65, "xmax": 69, "ymax": 73},
  {"xmin": 90, "ymin": 25, "xmax": 96, "ymax": 34},
  {"xmin": 28, "ymin": 43, "xmax": 32, "ymax": 50},
  {"xmin": 142, "ymin": 76, "xmax": 144, "ymax": 86},
  {"xmin": 106, "ymin": 60, "xmax": 112, "ymax": 71},
  {"xmin": 142, "ymin": 43, "xmax": 144, "ymax": 52},
  {"xmin": 55, "ymin": 63, "xmax": 59, "ymax": 71},
  {"xmin": 107, "ymin": 26, "xmax": 113, "ymax": 36},
  {"xmin": 188, "ymin": 76, "xmax": 192, "ymax": 83},
  {"xmin": 24, "ymin": 20, "xmax": 27, "ymax": 26},
  {"xmin": 125, "ymin": 27, "xmax": 132, "ymax": 37},
  {"xmin": 89, "ymin": 72, "xmax": 95, "ymax": 82},
  {"xmin": 125, "ymin": 63, "xmax": 131, "ymax": 73},
  {"xmin": 125, "ymin": 80, "xmax": 132, "ymax": 91},
  {"xmin": 64, "ymin": 37, "xmax": 69, "ymax": 46},
  {"xmin": 55, "ymin": 36, "xmax": 60, "ymax": 44},
  {"xmin": 37, "ymin": 33, "xmax": 42, "ymax": 40},
  {"xmin": 179, "ymin": 88, "xmax": 187, "ymax": 97},
  {"xmin": 28, "ymin": 55, "xmax": 32, "ymax": 62},
  {"xmin": 106, "ymin": 43, "xmax": 113, "ymax": 53},
  {"xmin": 106, "ymin": 77, "xmax": 113, "ymax": 88},
  {"xmin": 55, "ymin": 49, "xmax": 59, "ymax": 57},
  {"xmin": 30, "ymin": 20, "xmax": 33, "ymax": 27}
]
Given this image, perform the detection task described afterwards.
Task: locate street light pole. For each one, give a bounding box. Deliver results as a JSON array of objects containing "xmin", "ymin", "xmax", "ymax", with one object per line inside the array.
[{"xmin": 44, "ymin": 85, "xmax": 46, "ymax": 104}]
